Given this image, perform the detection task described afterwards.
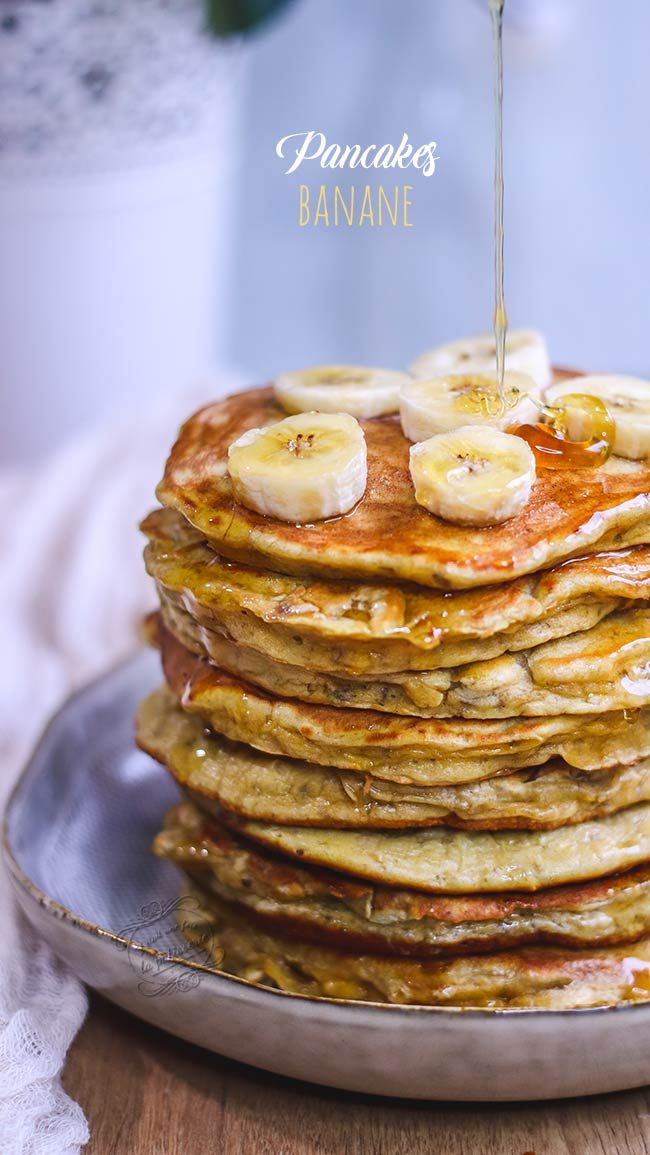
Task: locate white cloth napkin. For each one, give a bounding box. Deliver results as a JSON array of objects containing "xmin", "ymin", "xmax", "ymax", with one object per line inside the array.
[{"xmin": 0, "ymin": 375, "xmax": 237, "ymax": 1153}]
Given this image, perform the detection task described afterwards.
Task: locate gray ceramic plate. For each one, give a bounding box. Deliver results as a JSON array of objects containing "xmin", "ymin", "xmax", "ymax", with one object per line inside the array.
[{"xmin": 5, "ymin": 651, "xmax": 650, "ymax": 1101}]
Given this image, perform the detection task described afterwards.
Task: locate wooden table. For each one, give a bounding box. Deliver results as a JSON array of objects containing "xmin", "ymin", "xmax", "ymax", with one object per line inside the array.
[{"xmin": 63, "ymin": 993, "xmax": 650, "ymax": 1154}]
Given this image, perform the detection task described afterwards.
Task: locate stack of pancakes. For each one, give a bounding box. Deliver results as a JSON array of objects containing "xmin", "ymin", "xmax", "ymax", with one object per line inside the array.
[{"xmin": 137, "ymin": 383, "xmax": 650, "ymax": 1009}]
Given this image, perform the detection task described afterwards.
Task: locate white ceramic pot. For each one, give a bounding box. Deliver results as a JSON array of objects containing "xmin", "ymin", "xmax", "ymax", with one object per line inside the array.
[{"xmin": 0, "ymin": 0, "xmax": 242, "ymax": 461}]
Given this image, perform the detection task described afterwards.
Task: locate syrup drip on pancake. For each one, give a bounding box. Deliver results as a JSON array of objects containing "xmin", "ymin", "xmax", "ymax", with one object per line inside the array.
[{"xmin": 511, "ymin": 393, "xmax": 615, "ymax": 470}]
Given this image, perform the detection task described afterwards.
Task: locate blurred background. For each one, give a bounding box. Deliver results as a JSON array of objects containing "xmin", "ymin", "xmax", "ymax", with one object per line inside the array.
[{"xmin": 2, "ymin": 0, "xmax": 650, "ymax": 463}]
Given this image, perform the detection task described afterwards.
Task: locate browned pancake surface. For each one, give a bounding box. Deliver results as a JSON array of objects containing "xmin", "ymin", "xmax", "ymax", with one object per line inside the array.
[
  {"xmin": 154, "ymin": 802, "xmax": 650, "ymax": 957},
  {"xmin": 137, "ymin": 686, "xmax": 650, "ymax": 831},
  {"xmin": 179, "ymin": 883, "xmax": 650, "ymax": 1008},
  {"xmin": 157, "ymin": 386, "xmax": 650, "ymax": 589},
  {"xmin": 143, "ymin": 504, "xmax": 650, "ymax": 674},
  {"xmin": 158, "ymin": 623, "xmax": 650, "ymax": 786}
]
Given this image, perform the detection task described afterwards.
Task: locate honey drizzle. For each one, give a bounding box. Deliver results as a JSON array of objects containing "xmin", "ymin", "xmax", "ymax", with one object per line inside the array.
[
  {"xmin": 489, "ymin": 0, "xmax": 508, "ymax": 394},
  {"xmin": 486, "ymin": 1, "xmax": 614, "ymax": 470},
  {"xmin": 511, "ymin": 393, "xmax": 615, "ymax": 470},
  {"xmin": 486, "ymin": 2, "xmax": 616, "ymax": 469}
]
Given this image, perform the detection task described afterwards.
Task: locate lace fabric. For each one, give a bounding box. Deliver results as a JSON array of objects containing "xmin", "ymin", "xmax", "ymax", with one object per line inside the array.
[
  {"xmin": 0, "ymin": 371, "xmax": 239, "ymax": 1152},
  {"xmin": 0, "ymin": 922, "xmax": 89, "ymax": 1154}
]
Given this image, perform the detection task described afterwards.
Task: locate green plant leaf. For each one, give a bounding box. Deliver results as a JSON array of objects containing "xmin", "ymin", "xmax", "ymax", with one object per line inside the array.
[{"xmin": 205, "ymin": 0, "xmax": 295, "ymax": 36}]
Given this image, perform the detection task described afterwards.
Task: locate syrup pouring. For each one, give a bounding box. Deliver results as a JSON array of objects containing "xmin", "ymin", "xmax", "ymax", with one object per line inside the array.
[{"xmin": 488, "ymin": 0, "xmax": 614, "ymax": 468}]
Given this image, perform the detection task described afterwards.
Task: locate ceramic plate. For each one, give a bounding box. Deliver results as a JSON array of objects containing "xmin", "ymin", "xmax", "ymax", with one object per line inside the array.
[{"xmin": 5, "ymin": 651, "xmax": 650, "ymax": 1101}]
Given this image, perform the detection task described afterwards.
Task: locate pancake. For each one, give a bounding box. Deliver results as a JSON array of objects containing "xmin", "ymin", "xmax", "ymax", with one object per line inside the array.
[
  {"xmin": 143, "ymin": 505, "xmax": 650, "ymax": 674},
  {"xmin": 160, "ymin": 626, "xmax": 650, "ymax": 785},
  {"xmin": 178, "ymin": 883, "xmax": 650, "ymax": 1008},
  {"xmin": 156, "ymin": 385, "xmax": 650, "ymax": 589},
  {"xmin": 157, "ymin": 602, "xmax": 650, "ymax": 718},
  {"xmin": 159, "ymin": 580, "xmax": 617, "ymax": 679},
  {"xmin": 230, "ymin": 803, "xmax": 650, "ymax": 893},
  {"xmin": 155, "ymin": 802, "xmax": 650, "ymax": 956},
  {"xmin": 138, "ymin": 688, "xmax": 650, "ymax": 831}
]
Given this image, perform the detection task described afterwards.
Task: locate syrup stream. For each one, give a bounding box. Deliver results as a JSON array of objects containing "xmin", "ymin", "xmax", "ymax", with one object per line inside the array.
[
  {"xmin": 489, "ymin": 0, "xmax": 507, "ymax": 395},
  {"xmin": 487, "ymin": 0, "xmax": 613, "ymax": 468}
]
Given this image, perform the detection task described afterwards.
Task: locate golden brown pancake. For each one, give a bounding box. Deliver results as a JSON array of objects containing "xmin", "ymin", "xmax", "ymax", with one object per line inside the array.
[
  {"xmin": 155, "ymin": 802, "xmax": 650, "ymax": 956},
  {"xmin": 143, "ymin": 505, "xmax": 650, "ymax": 674},
  {"xmin": 178, "ymin": 883, "xmax": 650, "ymax": 1008},
  {"xmin": 144, "ymin": 373, "xmax": 650, "ymax": 1012},
  {"xmin": 159, "ymin": 579, "xmax": 617, "ymax": 679},
  {"xmin": 159, "ymin": 625, "xmax": 650, "ymax": 786},
  {"xmin": 157, "ymin": 601, "xmax": 650, "ymax": 718},
  {"xmin": 231, "ymin": 804, "xmax": 650, "ymax": 893},
  {"xmin": 156, "ymin": 386, "xmax": 650, "ymax": 589},
  {"xmin": 138, "ymin": 687, "xmax": 650, "ymax": 831}
]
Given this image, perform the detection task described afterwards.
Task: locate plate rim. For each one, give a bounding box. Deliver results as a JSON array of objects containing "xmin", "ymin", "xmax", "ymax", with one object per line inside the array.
[{"xmin": 4, "ymin": 649, "xmax": 650, "ymax": 1022}]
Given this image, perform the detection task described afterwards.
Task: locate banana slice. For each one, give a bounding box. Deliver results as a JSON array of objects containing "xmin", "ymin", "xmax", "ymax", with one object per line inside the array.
[
  {"xmin": 546, "ymin": 374, "xmax": 650, "ymax": 460},
  {"xmin": 227, "ymin": 412, "xmax": 367, "ymax": 523},
  {"xmin": 274, "ymin": 365, "xmax": 410, "ymax": 419},
  {"xmin": 399, "ymin": 371, "xmax": 538, "ymax": 444},
  {"xmin": 410, "ymin": 330, "xmax": 551, "ymax": 389},
  {"xmin": 409, "ymin": 426, "xmax": 536, "ymax": 526}
]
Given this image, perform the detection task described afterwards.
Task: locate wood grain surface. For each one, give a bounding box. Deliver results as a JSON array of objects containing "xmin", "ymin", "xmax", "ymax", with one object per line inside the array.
[{"xmin": 63, "ymin": 994, "xmax": 650, "ymax": 1154}]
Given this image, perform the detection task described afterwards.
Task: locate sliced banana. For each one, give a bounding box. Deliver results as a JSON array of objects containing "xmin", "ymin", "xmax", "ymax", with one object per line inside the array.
[
  {"xmin": 227, "ymin": 412, "xmax": 367, "ymax": 523},
  {"xmin": 410, "ymin": 329, "xmax": 551, "ymax": 390},
  {"xmin": 546, "ymin": 374, "xmax": 650, "ymax": 460},
  {"xmin": 399, "ymin": 371, "xmax": 538, "ymax": 444},
  {"xmin": 409, "ymin": 425, "xmax": 536, "ymax": 527},
  {"xmin": 274, "ymin": 365, "xmax": 410, "ymax": 419}
]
